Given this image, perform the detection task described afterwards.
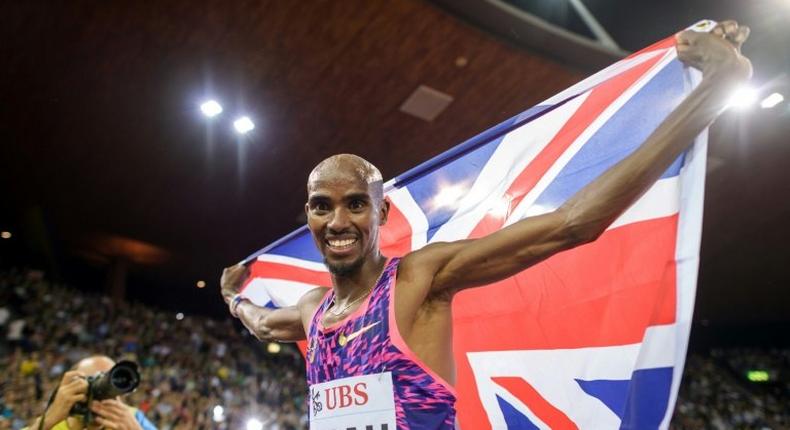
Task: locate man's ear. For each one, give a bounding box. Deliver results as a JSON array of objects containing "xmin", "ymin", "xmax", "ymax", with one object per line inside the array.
[{"xmin": 379, "ymin": 198, "xmax": 391, "ymax": 226}]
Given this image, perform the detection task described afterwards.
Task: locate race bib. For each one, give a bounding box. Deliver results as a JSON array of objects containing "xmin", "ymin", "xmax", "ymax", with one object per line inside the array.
[{"xmin": 309, "ymin": 372, "xmax": 396, "ymax": 430}]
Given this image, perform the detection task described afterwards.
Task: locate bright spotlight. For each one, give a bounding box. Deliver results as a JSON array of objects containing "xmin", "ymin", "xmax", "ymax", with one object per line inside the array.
[
  {"xmin": 1, "ymin": 231, "xmax": 11, "ymax": 239},
  {"xmin": 233, "ymin": 116, "xmax": 255, "ymax": 134},
  {"xmin": 200, "ymin": 100, "xmax": 223, "ymax": 117},
  {"xmin": 760, "ymin": 92, "xmax": 784, "ymax": 109},
  {"xmin": 726, "ymin": 86, "xmax": 758, "ymax": 110},
  {"xmin": 267, "ymin": 342, "xmax": 281, "ymax": 354},
  {"xmin": 196, "ymin": 280, "xmax": 206, "ymax": 288},
  {"xmin": 246, "ymin": 418, "xmax": 263, "ymax": 430},
  {"xmin": 212, "ymin": 405, "xmax": 225, "ymax": 423},
  {"xmin": 175, "ymin": 312, "xmax": 184, "ymax": 320}
]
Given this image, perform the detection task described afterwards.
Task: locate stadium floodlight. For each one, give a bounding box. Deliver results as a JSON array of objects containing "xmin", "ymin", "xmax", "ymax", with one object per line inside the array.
[
  {"xmin": 212, "ymin": 405, "xmax": 225, "ymax": 422},
  {"xmin": 726, "ymin": 85, "xmax": 758, "ymax": 110},
  {"xmin": 233, "ymin": 116, "xmax": 255, "ymax": 134},
  {"xmin": 1, "ymin": 231, "xmax": 11, "ymax": 239},
  {"xmin": 200, "ymin": 100, "xmax": 223, "ymax": 117},
  {"xmin": 246, "ymin": 418, "xmax": 264, "ymax": 430},
  {"xmin": 760, "ymin": 92, "xmax": 784, "ymax": 109},
  {"xmin": 267, "ymin": 342, "xmax": 281, "ymax": 354},
  {"xmin": 176, "ymin": 312, "xmax": 184, "ymax": 320},
  {"xmin": 196, "ymin": 280, "xmax": 206, "ymax": 288}
]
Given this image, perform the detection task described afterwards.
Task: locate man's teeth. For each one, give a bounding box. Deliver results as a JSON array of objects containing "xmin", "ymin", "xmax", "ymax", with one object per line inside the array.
[{"xmin": 328, "ymin": 238, "xmax": 357, "ymax": 248}]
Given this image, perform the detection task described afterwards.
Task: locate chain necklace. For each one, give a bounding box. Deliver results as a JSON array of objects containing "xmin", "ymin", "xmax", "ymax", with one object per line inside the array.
[
  {"xmin": 327, "ymin": 284, "xmax": 373, "ymax": 316},
  {"xmin": 326, "ymin": 261, "xmax": 387, "ymax": 317}
]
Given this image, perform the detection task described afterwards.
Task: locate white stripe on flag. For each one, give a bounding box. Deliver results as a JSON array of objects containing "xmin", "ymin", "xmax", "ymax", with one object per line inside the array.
[
  {"xmin": 541, "ymin": 49, "xmax": 668, "ymax": 106},
  {"xmin": 387, "ymin": 185, "xmax": 429, "ymax": 249},
  {"xmin": 430, "ymin": 92, "xmax": 591, "ymax": 243},
  {"xmin": 467, "ymin": 324, "xmax": 677, "ymax": 429},
  {"xmin": 520, "ymin": 177, "xmax": 680, "ymax": 230},
  {"xmin": 256, "ymin": 253, "xmax": 328, "ymax": 272},
  {"xmin": 505, "ymin": 48, "xmax": 677, "ymax": 226},
  {"xmin": 244, "ymin": 278, "xmax": 318, "ymax": 308}
]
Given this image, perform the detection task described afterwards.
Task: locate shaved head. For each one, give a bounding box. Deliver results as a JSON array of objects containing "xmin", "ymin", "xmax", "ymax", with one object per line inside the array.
[
  {"xmin": 308, "ymin": 154, "xmax": 383, "ymax": 201},
  {"xmin": 73, "ymin": 355, "xmax": 115, "ymax": 375}
]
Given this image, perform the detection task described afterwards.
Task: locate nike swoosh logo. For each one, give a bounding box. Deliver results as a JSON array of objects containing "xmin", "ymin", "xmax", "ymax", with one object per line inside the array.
[{"xmin": 343, "ymin": 321, "xmax": 381, "ymax": 343}]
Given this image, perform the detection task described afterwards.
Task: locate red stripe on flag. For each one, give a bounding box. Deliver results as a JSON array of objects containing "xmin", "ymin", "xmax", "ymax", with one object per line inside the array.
[
  {"xmin": 380, "ymin": 199, "xmax": 413, "ymax": 257},
  {"xmin": 625, "ymin": 36, "xmax": 675, "ymax": 60},
  {"xmin": 468, "ymin": 49, "xmax": 666, "ymax": 239},
  {"xmin": 455, "ymin": 215, "xmax": 678, "ymax": 429},
  {"xmin": 246, "ymin": 261, "xmax": 331, "ymax": 287},
  {"xmin": 492, "ymin": 377, "xmax": 579, "ymax": 429}
]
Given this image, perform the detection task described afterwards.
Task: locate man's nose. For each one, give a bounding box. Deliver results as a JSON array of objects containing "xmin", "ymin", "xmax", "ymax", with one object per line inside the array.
[{"xmin": 327, "ymin": 208, "xmax": 351, "ymax": 232}]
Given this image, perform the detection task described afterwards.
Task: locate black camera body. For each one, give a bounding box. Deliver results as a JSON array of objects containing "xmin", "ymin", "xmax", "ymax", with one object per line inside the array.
[{"xmin": 69, "ymin": 360, "xmax": 141, "ymax": 417}]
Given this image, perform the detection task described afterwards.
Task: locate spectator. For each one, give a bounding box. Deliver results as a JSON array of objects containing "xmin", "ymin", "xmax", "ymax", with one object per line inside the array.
[
  {"xmin": 0, "ymin": 268, "xmax": 307, "ymax": 430},
  {"xmin": 26, "ymin": 355, "xmax": 156, "ymax": 430}
]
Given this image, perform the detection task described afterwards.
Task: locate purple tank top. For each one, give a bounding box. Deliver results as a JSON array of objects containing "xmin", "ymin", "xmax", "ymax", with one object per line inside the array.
[{"xmin": 306, "ymin": 258, "xmax": 456, "ymax": 429}]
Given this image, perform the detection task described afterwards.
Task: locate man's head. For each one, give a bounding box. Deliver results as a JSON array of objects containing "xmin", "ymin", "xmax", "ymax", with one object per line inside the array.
[
  {"xmin": 306, "ymin": 154, "xmax": 389, "ymax": 276},
  {"xmin": 73, "ymin": 355, "xmax": 115, "ymax": 376},
  {"xmin": 71, "ymin": 356, "xmax": 118, "ymax": 429}
]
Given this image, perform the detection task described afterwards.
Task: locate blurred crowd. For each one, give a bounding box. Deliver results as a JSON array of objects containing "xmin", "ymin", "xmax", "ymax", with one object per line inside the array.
[
  {"xmin": 671, "ymin": 350, "xmax": 790, "ymax": 430},
  {"xmin": 2, "ymin": 267, "xmax": 789, "ymax": 430},
  {"xmin": 0, "ymin": 268, "xmax": 307, "ymax": 430}
]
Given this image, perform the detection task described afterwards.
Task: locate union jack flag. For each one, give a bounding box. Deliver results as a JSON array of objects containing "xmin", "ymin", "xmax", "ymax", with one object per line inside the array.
[{"xmin": 241, "ymin": 21, "xmax": 714, "ymax": 429}]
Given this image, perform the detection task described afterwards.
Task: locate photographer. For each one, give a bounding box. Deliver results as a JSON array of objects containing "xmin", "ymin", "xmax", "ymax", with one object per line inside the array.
[{"xmin": 26, "ymin": 356, "xmax": 156, "ymax": 430}]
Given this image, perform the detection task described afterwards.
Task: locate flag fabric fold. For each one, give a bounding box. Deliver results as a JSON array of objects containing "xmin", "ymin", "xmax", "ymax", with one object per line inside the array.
[{"xmin": 241, "ymin": 20, "xmax": 714, "ymax": 429}]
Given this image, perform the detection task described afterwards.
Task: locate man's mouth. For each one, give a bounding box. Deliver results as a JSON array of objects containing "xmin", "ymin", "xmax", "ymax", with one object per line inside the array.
[{"xmin": 325, "ymin": 237, "xmax": 358, "ymax": 250}]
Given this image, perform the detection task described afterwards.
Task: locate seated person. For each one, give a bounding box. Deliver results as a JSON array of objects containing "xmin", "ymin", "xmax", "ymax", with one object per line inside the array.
[{"xmin": 26, "ymin": 355, "xmax": 156, "ymax": 430}]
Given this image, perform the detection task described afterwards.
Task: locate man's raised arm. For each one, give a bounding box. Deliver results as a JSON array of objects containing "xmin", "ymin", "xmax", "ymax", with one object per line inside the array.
[
  {"xmin": 220, "ymin": 264, "xmax": 317, "ymax": 342},
  {"xmin": 411, "ymin": 21, "xmax": 752, "ymax": 295}
]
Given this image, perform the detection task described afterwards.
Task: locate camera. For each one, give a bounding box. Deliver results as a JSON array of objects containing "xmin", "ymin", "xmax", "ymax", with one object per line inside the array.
[{"xmin": 69, "ymin": 360, "xmax": 140, "ymax": 417}]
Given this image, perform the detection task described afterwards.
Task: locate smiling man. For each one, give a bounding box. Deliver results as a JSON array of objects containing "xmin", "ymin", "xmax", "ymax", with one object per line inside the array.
[{"xmin": 221, "ymin": 21, "xmax": 752, "ymax": 430}]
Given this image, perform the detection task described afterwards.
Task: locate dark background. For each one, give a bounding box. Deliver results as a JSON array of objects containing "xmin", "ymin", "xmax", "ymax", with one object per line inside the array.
[{"xmin": 0, "ymin": 0, "xmax": 787, "ymax": 347}]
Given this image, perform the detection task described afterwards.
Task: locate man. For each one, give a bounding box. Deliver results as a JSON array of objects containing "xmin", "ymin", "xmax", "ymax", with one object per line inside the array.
[
  {"xmin": 27, "ymin": 356, "xmax": 156, "ymax": 430},
  {"xmin": 222, "ymin": 21, "xmax": 752, "ymax": 429}
]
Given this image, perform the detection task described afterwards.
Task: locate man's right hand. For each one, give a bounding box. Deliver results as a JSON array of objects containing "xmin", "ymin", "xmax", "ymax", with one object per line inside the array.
[
  {"xmin": 40, "ymin": 370, "xmax": 88, "ymax": 429},
  {"xmin": 220, "ymin": 264, "xmax": 248, "ymax": 305}
]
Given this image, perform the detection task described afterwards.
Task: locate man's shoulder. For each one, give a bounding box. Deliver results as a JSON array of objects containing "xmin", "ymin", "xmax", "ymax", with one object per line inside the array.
[
  {"xmin": 297, "ymin": 286, "xmax": 330, "ymax": 311},
  {"xmin": 398, "ymin": 241, "xmax": 464, "ymax": 277}
]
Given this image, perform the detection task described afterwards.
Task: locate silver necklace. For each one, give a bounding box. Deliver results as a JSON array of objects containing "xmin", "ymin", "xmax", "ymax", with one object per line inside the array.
[
  {"xmin": 327, "ymin": 261, "xmax": 387, "ymax": 316},
  {"xmin": 327, "ymin": 285, "xmax": 373, "ymax": 316}
]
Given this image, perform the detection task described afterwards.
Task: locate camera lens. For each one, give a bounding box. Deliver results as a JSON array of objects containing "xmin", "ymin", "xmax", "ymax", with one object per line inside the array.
[
  {"xmin": 110, "ymin": 365, "xmax": 138, "ymax": 391},
  {"xmin": 91, "ymin": 361, "xmax": 140, "ymax": 400}
]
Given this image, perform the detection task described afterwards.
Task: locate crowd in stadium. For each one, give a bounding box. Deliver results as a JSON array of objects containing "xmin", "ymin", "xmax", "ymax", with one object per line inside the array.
[
  {"xmin": 670, "ymin": 353, "xmax": 789, "ymax": 430},
  {"xmin": 1, "ymin": 267, "xmax": 788, "ymax": 430},
  {"xmin": 0, "ymin": 268, "xmax": 307, "ymax": 430}
]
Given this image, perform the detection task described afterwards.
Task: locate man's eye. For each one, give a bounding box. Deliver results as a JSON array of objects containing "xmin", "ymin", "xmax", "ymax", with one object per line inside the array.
[
  {"xmin": 314, "ymin": 203, "xmax": 329, "ymax": 212},
  {"xmin": 350, "ymin": 200, "xmax": 365, "ymax": 210}
]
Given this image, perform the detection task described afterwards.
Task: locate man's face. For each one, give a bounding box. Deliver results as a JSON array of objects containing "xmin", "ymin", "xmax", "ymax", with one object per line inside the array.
[{"xmin": 306, "ymin": 171, "xmax": 388, "ymax": 276}]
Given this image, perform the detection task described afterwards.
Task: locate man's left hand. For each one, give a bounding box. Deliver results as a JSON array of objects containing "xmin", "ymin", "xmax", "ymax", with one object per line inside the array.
[
  {"xmin": 676, "ymin": 20, "xmax": 752, "ymax": 83},
  {"xmin": 91, "ymin": 399, "xmax": 143, "ymax": 430}
]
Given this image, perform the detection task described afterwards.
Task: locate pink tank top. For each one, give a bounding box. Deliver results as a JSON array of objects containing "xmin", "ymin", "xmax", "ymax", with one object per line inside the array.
[{"xmin": 305, "ymin": 258, "xmax": 456, "ymax": 429}]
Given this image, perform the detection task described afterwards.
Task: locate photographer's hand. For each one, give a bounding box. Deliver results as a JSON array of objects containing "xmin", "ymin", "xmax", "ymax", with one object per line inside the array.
[
  {"xmin": 32, "ymin": 370, "xmax": 88, "ymax": 430},
  {"xmin": 91, "ymin": 399, "xmax": 143, "ymax": 430}
]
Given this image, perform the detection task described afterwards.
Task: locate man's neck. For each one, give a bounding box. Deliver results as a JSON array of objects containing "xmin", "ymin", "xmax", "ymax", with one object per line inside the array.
[{"xmin": 330, "ymin": 253, "xmax": 387, "ymax": 302}]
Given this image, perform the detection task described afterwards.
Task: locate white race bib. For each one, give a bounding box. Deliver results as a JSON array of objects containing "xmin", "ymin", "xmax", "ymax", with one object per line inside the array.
[{"xmin": 309, "ymin": 372, "xmax": 397, "ymax": 430}]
